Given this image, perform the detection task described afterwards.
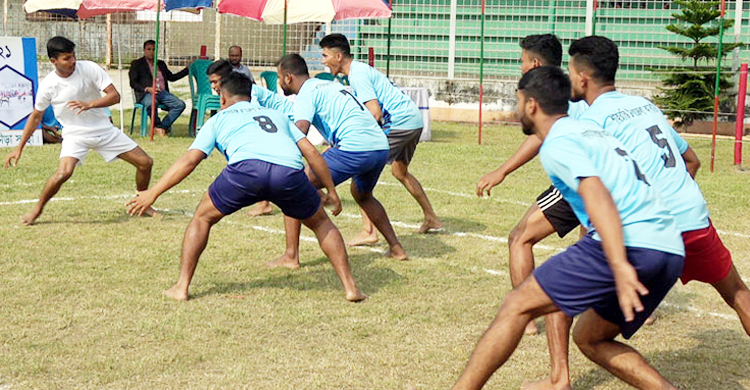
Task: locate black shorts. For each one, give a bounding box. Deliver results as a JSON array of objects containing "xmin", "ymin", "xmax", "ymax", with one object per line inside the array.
[
  {"xmin": 536, "ymin": 185, "xmax": 580, "ymax": 238},
  {"xmin": 387, "ymin": 128, "xmax": 422, "ymax": 165}
]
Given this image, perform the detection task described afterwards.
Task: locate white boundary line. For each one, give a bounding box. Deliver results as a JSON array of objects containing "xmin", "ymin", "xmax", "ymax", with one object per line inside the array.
[{"xmin": 2, "ymin": 187, "xmax": 750, "ymax": 241}]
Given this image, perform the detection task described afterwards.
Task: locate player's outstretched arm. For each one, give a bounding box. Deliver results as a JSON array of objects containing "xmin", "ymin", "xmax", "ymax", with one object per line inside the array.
[
  {"xmin": 578, "ymin": 176, "xmax": 648, "ymax": 322},
  {"xmin": 4, "ymin": 109, "xmax": 43, "ymax": 169},
  {"xmin": 476, "ymin": 135, "xmax": 542, "ymax": 197},
  {"xmin": 126, "ymin": 149, "xmax": 206, "ymax": 216},
  {"xmin": 681, "ymin": 146, "xmax": 701, "ymax": 178},
  {"xmin": 67, "ymin": 84, "xmax": 120, "ymax": 114},
  {"xmin": 297, "ymin": 138, "xmax": 342, "ymax": 216}
]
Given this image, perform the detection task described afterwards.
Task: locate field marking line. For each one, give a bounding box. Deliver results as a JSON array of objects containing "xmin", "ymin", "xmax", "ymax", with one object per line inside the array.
[{"xmin": 3, "ymin": 188, "xmax": 750, "ymax": 241}]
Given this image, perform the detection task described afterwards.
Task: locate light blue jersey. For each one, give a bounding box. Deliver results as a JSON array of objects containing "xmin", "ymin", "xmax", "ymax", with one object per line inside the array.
[
  {"xmin": 539, "ymin": 117, "xmax": 684, "ymax": 256},
  {"xmin": 348, "ymin": 60, "xmax": 423, "ymax": 133},
  {"xmin": 579, "ymin": 91, "xmax": 709, "ymax": 232},
  {"xmin": 250, "ymin": 84, "xmax": 294, "ymax": 117},
  {"xmin": 190, "ymin": 101, "xmax": 306, "ymax": 169},
  {"xmin": 294, "ymin": 78, "xmax": 389, "ymax": 152},
  {"xmin": 567, "ymin": 100, "xmax": 589, "ymax": 119}
]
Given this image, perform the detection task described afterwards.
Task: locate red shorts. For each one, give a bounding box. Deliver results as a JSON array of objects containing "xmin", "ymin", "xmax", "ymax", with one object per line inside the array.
[{"xmin": 680, "ymin": 219, "xmax": 733, "ymax": 284}]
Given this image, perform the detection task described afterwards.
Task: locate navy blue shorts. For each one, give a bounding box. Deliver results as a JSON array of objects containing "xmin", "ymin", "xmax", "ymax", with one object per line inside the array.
[
  {"xmin": 208, "ymin": 159, "xmax": 320, "ymax": 220},
  {"xmin": 322, "ymin": 147, "xmax": 389, "ymax": 193},
  {"xmin": 534, "ymin": 236, "xmax": 684, "ymax": 339}
]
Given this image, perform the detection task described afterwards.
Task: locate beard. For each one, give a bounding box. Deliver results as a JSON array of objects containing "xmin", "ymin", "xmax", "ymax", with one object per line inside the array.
[
  {"xmin": 569, "ymin": 88, "xmax": 585, "ymax": 102},
  {"xmin": 280, "ymin": 84, "xmax": 293, "ymax": 96},
  {"xmin": 521, "ymin": 116, "xmax": 535, "ymax": 136}
]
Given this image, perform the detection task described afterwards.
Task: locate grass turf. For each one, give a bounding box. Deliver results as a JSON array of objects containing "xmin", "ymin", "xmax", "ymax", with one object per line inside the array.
[{"xmin": 1, "ymin": 115, "xmax": 749, "ymax": 389}]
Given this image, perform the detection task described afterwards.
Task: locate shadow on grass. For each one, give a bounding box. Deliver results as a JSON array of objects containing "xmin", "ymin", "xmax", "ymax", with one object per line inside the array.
[
  {"xmin": 398, "ymin": 232, "xmax": 456, "ymax": 259},
  {"xmin": 192, "ymin": 255, "xmax": 402, "ymax": 299},
  {"xmin": 439, "ymin": 216, "xmax": 488, "ymax": 234},
  {"xmin": 571, "ymin": 329, "xmax": 750, "ymax": 389}
]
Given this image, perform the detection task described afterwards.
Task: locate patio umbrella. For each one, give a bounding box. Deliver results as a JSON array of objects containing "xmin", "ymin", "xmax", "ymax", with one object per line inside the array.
[{"xmin": 213, "ymin": 0, "xmax": 392, "ymax": 55}]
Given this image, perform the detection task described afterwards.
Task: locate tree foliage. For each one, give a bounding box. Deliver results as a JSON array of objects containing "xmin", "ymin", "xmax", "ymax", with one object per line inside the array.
[{"xmin": 654, "ymin": 0, "xmax": 742, "ymax": 126}]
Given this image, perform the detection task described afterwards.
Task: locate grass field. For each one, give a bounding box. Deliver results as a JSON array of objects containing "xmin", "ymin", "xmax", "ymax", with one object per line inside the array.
[{"xmin": 1, "ymin": 116, "xmax": 749, "ymax": 389}]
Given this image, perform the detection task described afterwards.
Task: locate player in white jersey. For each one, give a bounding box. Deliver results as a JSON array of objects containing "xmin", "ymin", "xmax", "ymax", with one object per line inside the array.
[{"xmin": 3, "ymin": 36, "xmax": 157, "ymax": 225}]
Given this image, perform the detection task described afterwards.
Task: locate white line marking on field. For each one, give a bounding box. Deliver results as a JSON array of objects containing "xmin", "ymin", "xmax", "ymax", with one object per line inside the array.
[
  {"xmin": 483, "ymin": 268, "xmax": 508, "ymax": 277},
  {"xmin": 716, "ymin": 229, "xmax": 750, "ymax": 239},
  {"xmin": 378, "ymin": 181, "xmax": 529, "ymax": 206},
  {"xmin": 3, "ymin": 189, "xmax": 750, "ymax": 243},
  {"xmin": 339, "ymin": 212, "xmax": 561, "ymax": 251}
]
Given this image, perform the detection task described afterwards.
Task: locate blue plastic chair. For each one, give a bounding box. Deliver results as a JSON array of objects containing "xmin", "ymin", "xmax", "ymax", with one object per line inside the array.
[
  {"xmin": 188, "ymin": 59, "xmax": 221, "ymax": 136},
  {"xmin": 130, "ymin": 89, "xmax": 169, "ymax": 137},
  {"xmin": 259, "ymin": 71, "xmax": 279, "ymax": 93}
]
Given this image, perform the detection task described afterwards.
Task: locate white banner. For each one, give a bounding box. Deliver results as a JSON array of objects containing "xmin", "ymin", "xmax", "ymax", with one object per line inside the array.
[{"xmin": 0, "ymin": 130, "xmax": 42, "ymax": 147}]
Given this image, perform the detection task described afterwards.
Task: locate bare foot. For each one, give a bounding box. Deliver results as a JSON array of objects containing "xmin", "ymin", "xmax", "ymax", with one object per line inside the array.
[
  {"xmin": 418, "ymin": 218, "xmax": 443, "ymax": 234},
  {"xmin": 266, "ymin": 254, "xmax": 301, "ymax": 269},
  {"xmin": 246, "ymin": 202, "xmax": 273, "ymax": 217},
  {"xmin": 155, "ymin": 127, "xmax": 168, "ymax": 137},
  {"xmin": 20, "ymin": 208, "xmax": 41, "ymax": 226},
  {"xmin": 521, "ymin": 378, "xmax": 571, "ymax": 390},
  {"xmin": 143, "ymin": 206, "xmax": 163, "ymax": 218},
  {"xmin": 644, "ymin": 314, "xmax": 656, "ymax": 326},
  {"xmin": 346, "ymin": 230, "xmax": 379, "ymax": 247},
  {"xmin": 524, "ymin": 320, "xmax": 539, "ymax": 335},
  {"xmin": 385, "ymin": 246, "xmax": 408, "ymax": 261},
  {"xmin": 346, "ymin": 290, "xmax": 368, "ymax": 302},
  {"xmin": 164, "ymin": 284, "xmax": 188, "ymax": 301}
]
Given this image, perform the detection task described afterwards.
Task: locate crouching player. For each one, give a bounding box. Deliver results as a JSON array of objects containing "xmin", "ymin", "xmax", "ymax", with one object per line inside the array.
[
  {"xmin": 453, "ymin": 66, "xmax": 684, "ymax": 390},
  {"xmin": 126, "ymin": 72, "xmax": 366, "ymax": 302}
]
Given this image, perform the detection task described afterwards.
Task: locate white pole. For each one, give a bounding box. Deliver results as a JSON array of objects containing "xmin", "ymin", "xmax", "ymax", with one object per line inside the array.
[
  {"xmin": 733, "ymin": 0, "xmax": 743, "ymax": 72},
  {"xmin": 116, "ymin": 17, "xmax": 125, "ymax": 132},
  {"xmin": 584, "ymin": 0, "xmax": 594, "ymax": 36},
  {"xmin": 325, "ymin": 21, "xmax": 331, "ymax": 35},
  {"xmin": 448, "ymin": 0, "xmax": 457, "ymax": 79},
  {"xmin": 214, "ymin": 2, "xmax": 222, "ymax": 60},
  {"xmin": 106, "ymin": 14, "xmax": 113, "ymax": 69},
  {"xmin": 3, "ymin": 0, "xmax": 8, "ymax": 35}
]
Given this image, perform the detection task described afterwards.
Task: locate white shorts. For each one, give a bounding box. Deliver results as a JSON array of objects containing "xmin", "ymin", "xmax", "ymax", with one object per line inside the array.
[{"xmin": 60, "ymin": 130, "xmax": 138, "ymax": 165}]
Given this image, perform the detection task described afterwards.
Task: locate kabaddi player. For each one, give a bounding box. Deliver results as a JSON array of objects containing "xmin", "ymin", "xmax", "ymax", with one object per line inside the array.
[
  {"xmin": 454, "ymin": 66, "xmax": 684, "ymax": 390},
  {"xmin": 271, "ymin": 54, "xmax": 408, "ymax": 268},
  {"xmin": 476, "ymin": 35, "xmax": 588, "ymax": 339},
  {"xmin": 319, "ymin": 33, "xmax": 443, "ymax": 245},
  {"xmin": 3, "ymin": 36, "xmax": 157, "ymax": 225},
  {"xmin": 126, "ymin": 72, "xmax": 366, "ymax": 302}
]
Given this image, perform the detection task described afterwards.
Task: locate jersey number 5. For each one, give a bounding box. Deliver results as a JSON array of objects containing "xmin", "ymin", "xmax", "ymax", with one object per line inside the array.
[
  {"xmin": 645, "ymin": 125, "xmax": 676, "ymax": 168},
  {"xmin": 253, "ymin": 116, "xmax": 278, "ymax": 133}
]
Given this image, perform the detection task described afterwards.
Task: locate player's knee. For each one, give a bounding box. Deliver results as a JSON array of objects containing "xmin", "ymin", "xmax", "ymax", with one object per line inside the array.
[
  {"xmin": 176, "ymin": 100, "xmax": 186, "ymax": 111},
  {"xmin": 55, "ymin": 167, "xmax": 74, "ymax": 182},
  {"xmin": 508, "ymin": 224, "xmax": 525, "ymax": 247},
  {"xmin": 391, "ymin": 166, "xmax": 408, "ymax": 181},
  {"xmin": 141, "ymin": 155, "xmax": 154, "ymax": 171}
]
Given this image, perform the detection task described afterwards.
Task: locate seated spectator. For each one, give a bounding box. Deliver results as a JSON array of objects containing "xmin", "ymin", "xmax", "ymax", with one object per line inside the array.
[
  {"xmin": 129, "ymin": 40, "xmax": 190, "ymax": 137},
  {"xmin": 228, "ymin": 45, "xmax": 254, "ymax": 83}
]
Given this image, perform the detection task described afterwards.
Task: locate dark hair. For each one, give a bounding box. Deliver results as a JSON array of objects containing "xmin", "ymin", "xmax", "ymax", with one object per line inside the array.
[
  {"xmin": 47, "ymin": 36, "xmax": 75, "ymax": 59},
  {"xmin": 220, "ymin": 72, "xmax": 252, "ymax": 98},
  {"xmin": 568, "ymin": 36, "xmax": 618, "ymax": 84},
  {"xmin": 319, "ymin": 33, "xmax": 351, "ymax": 57},
  {"xmin": 207, "ymin": 59, "xmax": 233, "ymax": 78},
  {"xmin": 518, "ymin": 66, "xmax": 570, "ymax": 116},
  {"xmin": 519, "ymin": 34, "xmax": 562, "ymax": 67},
  {"xmin": 143, "ymin": 40, "xmax": 156, "ymax": 49},
  {"xmin": 278, "ymin": 54, "xmax": 309, "ymax": 77}
]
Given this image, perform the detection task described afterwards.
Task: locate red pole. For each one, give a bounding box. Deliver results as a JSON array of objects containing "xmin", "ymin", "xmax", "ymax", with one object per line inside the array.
[
  {"xmin": 735, "ymin": 63, "xmax": 747, "ymax": 166},
  {"xmin": 368, "ymin": 47, "xmax": 375, "ymax": 67}
]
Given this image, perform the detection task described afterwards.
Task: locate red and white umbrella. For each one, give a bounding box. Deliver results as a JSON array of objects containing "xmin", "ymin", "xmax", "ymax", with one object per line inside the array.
[
  {"xmin": 24, "ymin": 0, "xmax": 161, "ymax": 18},
  {"xmin": 217, "ymin": 0, "xmax": 391, "ymax": 24}
]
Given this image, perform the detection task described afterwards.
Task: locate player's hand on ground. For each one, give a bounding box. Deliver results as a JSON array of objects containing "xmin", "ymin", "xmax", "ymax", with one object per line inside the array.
[
  {"xmin": 326, "ymin": 190, "xmax": 342, "ymax": 216},
  {"xmin": 126, "ymin": 191, "xmax": 157, "ymax": 216},
  {"xmin": 67, "ymin": 100, "xmax": 91, "ymax": 114},
  {"xmin": 476, "ymin": 170, "xmax": 506, "ymax": 197},
  {"xmin": 612, "ymin": 262, "xmax": 649, "ymax": 322},
  {"xmin": 4, "ymin": 149, "xmax": 21, "ymax": 169}
]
